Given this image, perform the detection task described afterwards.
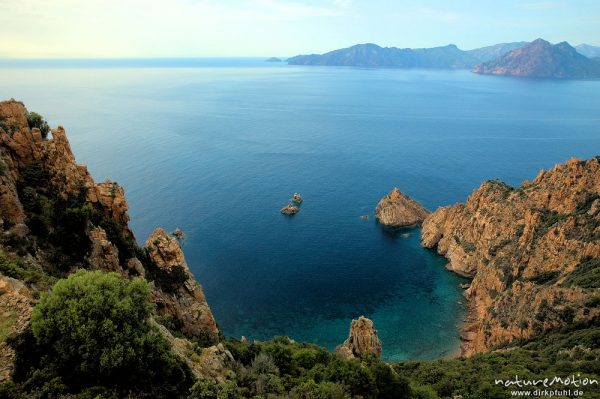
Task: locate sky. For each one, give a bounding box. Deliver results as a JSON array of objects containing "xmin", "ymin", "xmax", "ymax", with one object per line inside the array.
[{"xmin": 0, "ymin": 0, "xmax": 598, "ymax": 58}]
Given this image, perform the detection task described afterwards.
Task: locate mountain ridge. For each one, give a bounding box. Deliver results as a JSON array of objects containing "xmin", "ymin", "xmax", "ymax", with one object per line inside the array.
[
  {"xmin": 473, "ymin": 38, "xmax": 600, "ymax": 78},
  {"xmin": 288, "ymin": 39, "xmax": 600, "ymax": 78}
]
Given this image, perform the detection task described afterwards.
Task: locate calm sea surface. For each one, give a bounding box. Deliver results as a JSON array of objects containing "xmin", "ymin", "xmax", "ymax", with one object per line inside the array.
[{"xmin": 2, "ymin": 59, "xmax": 599, "ymax": 360}]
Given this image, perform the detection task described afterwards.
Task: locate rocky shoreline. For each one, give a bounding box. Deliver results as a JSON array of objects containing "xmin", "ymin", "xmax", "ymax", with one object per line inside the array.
[{"xmin": 421, "ymin": 158, "xmax": 600, "ymax": 355}]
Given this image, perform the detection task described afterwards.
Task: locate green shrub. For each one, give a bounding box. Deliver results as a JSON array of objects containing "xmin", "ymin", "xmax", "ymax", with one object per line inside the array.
[
  {"xmin": 26, "ymin": 112, "xmax": 50, "ymax": 139},
  {"xmin": 0, "ymin": 158, "xmax": 7, "ymax": 176},
  {"xmin": 527, "ymin": 270, "xmax": 560, "ymax": 285},
  {"xmin": 17, "ymin": 270, "xmax": 193, "ymax": 397},
  {"xmin": 370, "ymin": 362, "xmax": 410, "ymax": 399},
  {"xmin": 290, "ymin": 380, "xmax": 350, "ymax": 399},
  {"xmin": 564, "ymin": 256, "xmax": 600, "ymax": 288},
  {"xmin": 308, "ymin": 357, "xmax": 377, "ymax": 398},
  {"xmin": 188, "ymin": 379, "xmax": 219, "ymax": 399},
  {"xmin": 0, "ymin": 251, "xmax": 55, "ymax": 288}
]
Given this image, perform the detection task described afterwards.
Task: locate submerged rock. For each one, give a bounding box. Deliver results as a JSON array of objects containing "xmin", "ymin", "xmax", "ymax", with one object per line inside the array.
[
  {"xmin": 375, "ymin": 187, "xmax": 430, "ymax": 227},
  {"xmin": 281, "ymin": 204, "xmax": 300, "ymax": 215},
  {"xmin": 335, "ymin": 316, "xmax": 382, "ymax": 360}
]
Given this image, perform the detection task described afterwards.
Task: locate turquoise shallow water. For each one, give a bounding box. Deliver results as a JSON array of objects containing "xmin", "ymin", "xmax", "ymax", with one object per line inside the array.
[{"xmin": 1, "ymin": 59, "xmax": 599, "ymax": 360}]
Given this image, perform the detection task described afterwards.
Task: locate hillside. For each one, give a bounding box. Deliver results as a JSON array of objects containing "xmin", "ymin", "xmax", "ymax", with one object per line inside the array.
[
  {"xmin": 422, "ymin": 157, "xmax": 600, "ymax": 356},
  {"xmin": 473, "ymin": 38, "xmax": 600, "ymax": 78}
]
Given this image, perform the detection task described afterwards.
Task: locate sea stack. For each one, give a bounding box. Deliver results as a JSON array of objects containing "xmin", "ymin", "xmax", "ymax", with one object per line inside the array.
[
  {"xmin": 375, "ymin": 188, "xmax": 430, "ymax": 227},
  {"xmin": 281, "ymin": 204, "xmax": 300, "ymax": 215},
  {"xmin": 335, "ymin": 316, "xmax": 382, "ymax": 360}
]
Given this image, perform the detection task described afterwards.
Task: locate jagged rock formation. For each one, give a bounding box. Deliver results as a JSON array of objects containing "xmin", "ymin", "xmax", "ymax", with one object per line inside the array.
[
  {"xmin": 146, "ymin": 228, "xmax": 218, "ymax": 338},
  {"xmin": 281, "ymin": 204, "xmax": 299, "ymax": 215},
  {"xmin": 473, "ymin": 38, "xmax": 600, "ymax": 78},
  {"xmin": 146, "ymin": 228, "xmax": 187, "ymax": 272},
  {"xmin": 0, "ymin": 100, "xmax": 131, "ymax": 236},
  {"xmin": 375, "ymin": 188, "xmax": 430, "ymax": 227},
  {"xmin": 87, "ymin": 227, "xmax": 121, "ymax": 272},
  {"xmin": 0, "ymin": 99, "xmax": 218, "ymax": 376},
  {"xmin": 336, "ymin": 316, "xmax": 382, "ymax": 359},
  {"xmin": 422, "ymin": 157, "xmax": 600, "ymax": 355}
]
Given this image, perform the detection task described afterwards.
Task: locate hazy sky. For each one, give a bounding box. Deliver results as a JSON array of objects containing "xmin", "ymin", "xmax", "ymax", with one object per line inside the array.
[{"xmin": 0, "ymin": 0, "xmax": 598, "ymax": 58}]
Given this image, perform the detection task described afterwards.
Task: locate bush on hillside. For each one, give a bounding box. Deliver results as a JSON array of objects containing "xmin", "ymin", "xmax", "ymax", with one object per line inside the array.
[{"xmin": 12, "ymin": 270, "xmax": 193, "ymax": 398}]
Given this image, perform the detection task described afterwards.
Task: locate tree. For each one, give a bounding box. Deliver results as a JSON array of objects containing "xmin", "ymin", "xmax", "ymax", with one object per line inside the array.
[{"xmin": 29, "ymin": 270, "xmax": 193, "ymax": 397}]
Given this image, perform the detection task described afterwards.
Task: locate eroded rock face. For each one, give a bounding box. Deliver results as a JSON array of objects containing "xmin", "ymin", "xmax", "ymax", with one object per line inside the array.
[
  {"xmin": 0, "ymin": 276, "xmax": 33, "ymax": 383},
  {"xmin": 0, "ymin": 176, "xmax": 24, "ymax": 226},
  {"xmin": 422, "ymin": 157, "xmax": 600, "ymax": 356},
  {"xmin": 336, "ymin": 316, "xmax": 382, "ymax": 359},
  {"xmin": 87, "ymin": 227, "xmax": 121, "ymax": 272},
  {"xmin": 375, "ymin": 188, "xmax": 430, "ymax": 227},
  {"xmin": 0, "ymin": 98, "xmax": 219, "ymax": 344},
  {"xmin": 0, "ymin": 99, "xmax": 132, "ymax": 237},
  {"xmin": 146, "ymin": 228, "xmax": 186, "ymax": 272},
  {"xmin": 146, "ymin": 228, "xmax": 219, "ymax": 338}
]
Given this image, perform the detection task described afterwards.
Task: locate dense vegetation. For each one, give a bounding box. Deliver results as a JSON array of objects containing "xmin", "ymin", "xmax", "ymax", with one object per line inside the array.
[
  {"xmin": 3, "ymin": 271, "xmax": 598, "ymax": 399},
  {"xmin": 1, "ymin": 270, "xmax": 194, "ymax": 398}
]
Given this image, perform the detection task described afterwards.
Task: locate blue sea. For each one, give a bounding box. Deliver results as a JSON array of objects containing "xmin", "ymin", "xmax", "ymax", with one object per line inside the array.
[{"xmin": 1, "ymin": 58, "xmax": 599, "ymax": 360}]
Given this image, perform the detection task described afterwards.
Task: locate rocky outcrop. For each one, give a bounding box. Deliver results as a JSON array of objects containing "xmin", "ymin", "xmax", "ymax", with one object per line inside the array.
[
  {"xmin": 0, "ymin": 276, "xmax": 32, "ymax": 383},
  {"xmin": 336, "ymin": 316, "xmax": 382, "ymax": 359},
  {"xmin": 281, "ymin": 204, "xmax": 299, "ymax": 215},
  {"xmin": 0, "ymin": 99, "xmax": 132, "ymax": 237},
  {"xmin": 146, "ymin": 228, "xmax": 219, "ymax": 338},
  {"xmin": 0, "ymin": 100, "xmax": 219, "ymax": 375},
  {"xmin": 375, "ymin": 188, "xmax": 430, "ymax": 227},
  {"xmin": 422, "ymin": 157, "xmax": 600, "ymax": 355},
  {"xmin": 87, "ymin": 227, "xmax": 121, "ymax": 272},
  {"xmin": 146, "ymin": 228, "xmax": 186, "ymax": 272}
]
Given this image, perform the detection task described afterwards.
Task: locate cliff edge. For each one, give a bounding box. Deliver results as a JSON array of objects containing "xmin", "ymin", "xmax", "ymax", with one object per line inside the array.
[
  {"xmin": 422, "ymin": 157, "xmax": 600, "ymax": 355},
  {"xmin": 0, "ymin": 99, "xmax": 218, "ymax": 380}
]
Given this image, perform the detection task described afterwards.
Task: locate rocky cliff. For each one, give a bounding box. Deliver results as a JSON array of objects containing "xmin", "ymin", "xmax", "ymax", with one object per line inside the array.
[
  {"xmin": 422, "ymin": 157, "xmax": 600, "ymax": 355},
  {"xmin": 375, "ymin": 188, "xmax": 430, "ymax": 227},
  {"xmin": 335, "ymin": 316, "xmax": 382, "ymax": 359},
  {"xmin": 0, "ymin": 99, "xmax": 218, "ymax": 380}
]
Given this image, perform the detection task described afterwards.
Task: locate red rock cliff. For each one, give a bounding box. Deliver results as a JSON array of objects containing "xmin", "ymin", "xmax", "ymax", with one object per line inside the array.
[{"xmin": 422, "ymin": 157, "xmax": 600, "ymax": 355}]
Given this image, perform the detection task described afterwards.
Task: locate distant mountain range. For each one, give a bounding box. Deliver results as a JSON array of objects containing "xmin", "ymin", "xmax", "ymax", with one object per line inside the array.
[
  {"xmin": 576, "ymin": 44, "xmax": 600, "ymax": 58},
  {"xmin": 287, "ymin": 43, "xmax": 477, "ymax": 68},
  {"xmin": 287, "ymin": 39, "xmax": 600, "ymax": 78},
  {"xmin": 473, "ymin": 39, "xmax": 600, "ymax": 78}
]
